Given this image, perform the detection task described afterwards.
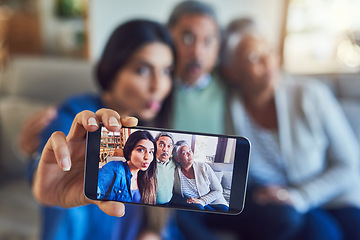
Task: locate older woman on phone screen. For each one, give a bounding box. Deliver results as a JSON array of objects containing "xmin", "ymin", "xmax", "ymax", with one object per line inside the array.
[
  {"xmin": 98, "ymin": 130, "xmax": 157, "ymax": 204},
  {"xmin": 171, "ymin": 140, "xmax": 228, "ymax": 212}
]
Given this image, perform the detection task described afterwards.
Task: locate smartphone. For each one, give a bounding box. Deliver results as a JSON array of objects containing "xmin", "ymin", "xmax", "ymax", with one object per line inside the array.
[{"xmin": 85, "ymin": 124, "xmax": 250, "ymax": 215}]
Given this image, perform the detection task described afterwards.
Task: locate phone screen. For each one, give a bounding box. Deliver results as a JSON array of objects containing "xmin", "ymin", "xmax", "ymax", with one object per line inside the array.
[{"xmin": 85, "ymin": 125, "xmax": 250, "ymax": 215}]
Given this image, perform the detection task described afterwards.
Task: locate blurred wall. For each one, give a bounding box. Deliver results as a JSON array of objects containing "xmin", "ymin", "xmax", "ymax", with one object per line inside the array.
[{"xmin": 88, "ymin": 0, "xmax": 286, "ymax": 61}]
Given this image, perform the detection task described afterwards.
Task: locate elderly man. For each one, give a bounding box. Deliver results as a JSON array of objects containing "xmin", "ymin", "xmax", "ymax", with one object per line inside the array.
[
  {"xmin": 168, "ymin": 1, "xmax": 227, "ymax": 134},
  {"xmin": 155, "ymin": 132, "xmax": 176, "ymax": 204},
  {"xmin": 164, "ymin": 2, "xmax": 230, "ymax": 240}
]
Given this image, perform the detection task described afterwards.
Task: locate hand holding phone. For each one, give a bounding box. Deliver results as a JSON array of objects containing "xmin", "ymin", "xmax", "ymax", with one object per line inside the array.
[
  {"xmin": 32, "ymin": 109, "xmax": 137, "ymax": 217},
  {"xmin": 85, "ymin": 125, "xmax": 250, "ymax": 214}
]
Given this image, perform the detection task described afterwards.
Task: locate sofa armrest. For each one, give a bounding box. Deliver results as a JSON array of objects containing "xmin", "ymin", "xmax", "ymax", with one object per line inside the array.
[
  {"xmin": 2, "ymin": 56, "xmax": 97, "ymax": 103},
  {"xmin": 0, "ymin": 96, "xmax": 49, "ymax": 173}
]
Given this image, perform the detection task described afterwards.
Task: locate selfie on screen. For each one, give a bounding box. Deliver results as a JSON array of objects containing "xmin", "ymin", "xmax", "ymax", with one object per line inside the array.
[{"xmin": 96, "ymin": 127, "xmax": 239, "ymax": 213}]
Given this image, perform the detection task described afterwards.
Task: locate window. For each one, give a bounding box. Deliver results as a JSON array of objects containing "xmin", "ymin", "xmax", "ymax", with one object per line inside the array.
[{"xmin": 283, "ymin": 0, "xmax": 360, "ymax": 74}]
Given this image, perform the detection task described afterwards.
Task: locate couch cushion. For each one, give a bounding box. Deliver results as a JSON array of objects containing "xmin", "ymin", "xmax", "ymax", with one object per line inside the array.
[
  {"xmin": 0, "ymin": 66, "xmax": 13, "ymax": 96},
  {"xmin": 339, "ymin": 99, "xmax": 360, "ymax": 143},
  {"xmin": 0, "ymin": 96, "xmax": 48, "ymax": 173},
  {"xmin": 208, "ymin": 162, "xmax": 234, "ymax": 172},
  {"xmin": 208, "ymin": 163, "xmax": 233, "ymax": 204},
  {"xmin": 0, "ymin": 72, "xmax": 5, "ymax": 94},
  {"xmin": 338, "ymin": 74, "xmax": 360, "ymax": 100},
  {"xmin": 222, "ymin": 171, "xmax": 233, "ymax": 205},
  {"xmin": 214, "ymin": 171, "xmax": 224, "ymax": 183},
  {"xmin": 222, "ymin": 171, "xmax": 233, "ymax": 190},
  {"xmin": 2, "ymin": 56, "xmax": 97, "ymax": 103}
]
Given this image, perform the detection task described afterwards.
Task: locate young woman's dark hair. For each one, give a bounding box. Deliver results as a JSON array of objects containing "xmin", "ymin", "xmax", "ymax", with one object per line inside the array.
[
  {"xmin": 123, "ymin": 130, "xmax": 157, "ymax": 204},
  {"xmin": 96, "ymin": 19, "xmax": 176, "ymax": 128}
]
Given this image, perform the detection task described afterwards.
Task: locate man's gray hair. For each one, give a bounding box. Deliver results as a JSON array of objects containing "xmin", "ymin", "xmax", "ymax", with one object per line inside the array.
[
  {"xmin": 155, "ymin": 132, "xmax": 174, "ymax": 145},
  {"xmin": 167, "ymin": 0, "xmax": 218, "ymax": 29},
  {"xmin": 172, "ymin": 140, "xmax": 190, "ymax": 162}
]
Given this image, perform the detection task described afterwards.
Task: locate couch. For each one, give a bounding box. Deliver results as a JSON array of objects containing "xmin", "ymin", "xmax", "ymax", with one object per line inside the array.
[
  {"xmin": 0, "ymin": 56, "xmax": 359, "ymax": 239},
  {"xmin": 0, "ymin": 56, "xmax": 97, "ymax": 175},
  {"xmin": 208, "ymin": 162, "xmax": 234, "ymax": 204},
  {"xmin": 0, "ymin": 56, "xmax": 97, "ymax": 239}
]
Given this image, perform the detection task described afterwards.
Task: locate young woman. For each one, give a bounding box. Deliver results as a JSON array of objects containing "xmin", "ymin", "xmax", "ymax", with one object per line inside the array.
[
  {"xmin": 98, "ymin": 130, "xmax": 157, "ymax": 204},
  {"xmin": 30, "ymin": 19, "xmax": 175, "ymax": 240}
]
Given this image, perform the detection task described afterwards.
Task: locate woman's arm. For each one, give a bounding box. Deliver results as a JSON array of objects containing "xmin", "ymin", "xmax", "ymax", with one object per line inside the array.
[
  {"xmin": 97, "ymin": 162, "xmax": 117, "ymax": 199},
  {"xmin": 197, "ymin": 163, "xmax": 224, "ymax": 205},
  {"xmin": 19, "ymin": 107, "xmax": 58, "ymax": 157},
  {"xmin": 32, "ymin": 109, "xmax": 138, "ymax": 217},
  {"xmin": 288, "ymin": 81, "xmax": 360, "ymax": 212}
]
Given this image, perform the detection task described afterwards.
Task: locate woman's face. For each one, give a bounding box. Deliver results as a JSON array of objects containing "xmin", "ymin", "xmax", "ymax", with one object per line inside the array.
[
  {"xmin": 105, "ymin": 42, "xmax": 173, "ymax": 121},
  {"xmin": 177, "ymin": 145, "xmax": 194, "ymax": 168},
  {"xmin": 129, "ymin": 139, "xmax": 155, "ymax": 171},
  {"xmin": 229, "ymin": 35, "xmax": 280, "ymax": 94}
]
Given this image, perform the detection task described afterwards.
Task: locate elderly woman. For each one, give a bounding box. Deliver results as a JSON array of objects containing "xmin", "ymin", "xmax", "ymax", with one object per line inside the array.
[
  {"xmin": 207, "ymin": 18, "xmax": 360, "ymax": 240},
  {"xmin": 171, "ymin": 140, "xmax": 228, "ymax": 212}
]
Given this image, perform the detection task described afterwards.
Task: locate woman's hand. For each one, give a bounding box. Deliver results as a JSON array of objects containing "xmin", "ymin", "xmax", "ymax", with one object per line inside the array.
[
  {"xmin": 32, "ymin": 108, "xmax": 138, "ymax": 217},
  {"xmin": 19, "ymin": 106, "xmax": 57, "ymax": 157},
  {"xmin": 187, "ymin": 197, "xmax": 205, "ymax": 206},
  {"xmin": 253, "ymin": 185, "xmax": 292, "ymax": 205}
]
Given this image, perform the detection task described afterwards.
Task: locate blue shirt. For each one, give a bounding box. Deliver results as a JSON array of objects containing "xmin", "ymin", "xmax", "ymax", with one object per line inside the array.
[
  {"xmin": 27, "ymin": 93, "xmax": 143, "ymax": 240},
  {"xmin": 98, "ymin": 161, "xmax": 133, "ymax": 202},
  {"xmin": 131, "ymin": 189, "xmax": 141, "ymax": 203}
]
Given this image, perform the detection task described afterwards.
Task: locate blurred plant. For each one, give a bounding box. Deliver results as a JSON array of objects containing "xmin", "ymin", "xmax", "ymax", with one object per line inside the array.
[{"xmin": 55, "ymin": 0, "xmax": 84, "ymax": 19}]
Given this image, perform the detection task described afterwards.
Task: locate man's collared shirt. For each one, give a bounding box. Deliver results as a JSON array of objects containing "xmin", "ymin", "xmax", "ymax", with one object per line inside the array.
[{"xmin": 175, "ymin": 73, "xmax": 211, "ymax": 92}]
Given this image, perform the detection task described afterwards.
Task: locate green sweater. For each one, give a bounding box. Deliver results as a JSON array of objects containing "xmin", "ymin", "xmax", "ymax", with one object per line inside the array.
[
  {"xmin": 173, "ymin": 74, "xmax": 226, "ymax": 134},
  {"xmin": 156, "ymin": 74, "xmax": 227, "ymax": 204},
  {"xmin": 156, "ymin": 159, "xmax": 177, "ymax": 204}
]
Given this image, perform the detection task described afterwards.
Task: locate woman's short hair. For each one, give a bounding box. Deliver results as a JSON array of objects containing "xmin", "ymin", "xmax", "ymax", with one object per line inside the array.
[
  {"xmin": 123, "ymin": 130, "xmax": 157, "ymax": 161},
  {"xmin": 220, "ymin": 18, "xmax": 259, "ymax": 68},
  {"xmin": 172, "ymin": 140, "xmax": 190, "ymax": 162},
  {"xmin": 96, "ymin": 19, "xmax": 176, "ymax": 92}
]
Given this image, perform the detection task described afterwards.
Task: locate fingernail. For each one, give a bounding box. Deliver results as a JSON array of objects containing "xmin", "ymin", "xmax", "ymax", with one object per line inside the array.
[
  {"xmin": 109, "ymin": 116, "xmax": 120, "ymax": 127},
  {"xmin": 119, "ymin": 210, "xmax": 125, "ymax": 217},
  {"xmin": 88, "ymin": 117, "xmax": 98, "ymax": 127},
  {"xmin": 123, "ymin": 116, "xmax": 136, "ymax": 120},
  {"xmin": 62, "ymin": 157, "xmax": 71, "ymax": 171}
]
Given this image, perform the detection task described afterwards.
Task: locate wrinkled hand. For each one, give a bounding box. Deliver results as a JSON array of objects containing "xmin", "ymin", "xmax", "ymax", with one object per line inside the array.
[
  {"xmin": 187, "ymin": 197, "xmax": 204, "ymax": 206},
  {"xmin": 32, "ymin": 109, "xmax": 138, "ymax": 217},
  {"xmin": 19, "ymin": 107, "xmax": 57, "ymax": 156},
  {"xmin": 253, "ymin": 185, "xmax": 292, "ymax": 205}
]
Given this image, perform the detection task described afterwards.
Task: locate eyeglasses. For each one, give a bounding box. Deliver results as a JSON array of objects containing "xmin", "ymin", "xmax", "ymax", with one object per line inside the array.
[
  {"xmin": 246, "ymin": 48, "xmax": 276, "ymax": 64},
  {"xmin": 181, "ymin": 31, "xmax": 218, "ymax": 48}
]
